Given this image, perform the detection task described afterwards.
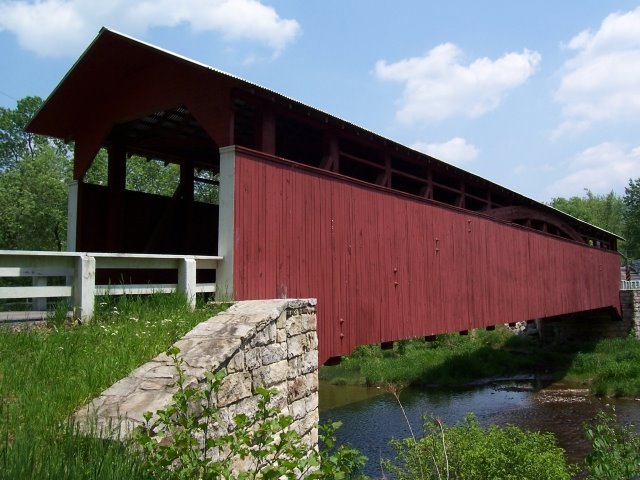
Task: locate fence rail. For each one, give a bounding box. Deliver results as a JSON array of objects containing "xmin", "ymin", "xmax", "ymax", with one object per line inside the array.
[
  {"xmin": 621, "ymin": 279, "xmax": 640, "ymax": 290},
  {"xmin": 0, "ymin": 250, "xmax": 222, "ymax": 323}
]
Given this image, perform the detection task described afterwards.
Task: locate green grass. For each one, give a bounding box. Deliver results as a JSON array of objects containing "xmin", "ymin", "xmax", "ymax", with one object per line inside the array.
[
  {"xmin": 320, "ymin": 327, "xmax": 541, "ymax": 387},
  {"xmin": 565, "ymin": 338, "xmax": 640, "ymax": 397},
  {"xmin": 320, "ymin": 328, "xmax": 640, "ymax": 397},
  {"xmin": 0, "ymin": 294, "xmax": 228, "ymax": 479}
]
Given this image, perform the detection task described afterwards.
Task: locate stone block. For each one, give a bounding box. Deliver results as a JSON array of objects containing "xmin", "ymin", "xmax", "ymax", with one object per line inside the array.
[
  {"xmin": 252, "ymin": 359, "xmax": 288, "ymax": 389},
  {"xmin": 288, "ymin": 351, "xmax": 318, "ymax": 378},
  {"xmin": 287, "ymin": 372, "xmax": 318, "ymax": 402},
  {"xmin": 305, "ymin": 393, "xmax": 318, "ymax": 414},
  {"xmin": 287, "ymin": 333, "xmax": 310, "ymax": 359},
  {"xmin": 290, "ymin": 398, "xmax": 306, "ymax": 420},
  {"xmin": 286, "ymin": 314, "xmax": 316, "ymax": 335},
  {"xmin": 260, "ymin": 343, "xmax": 288, "ymax": 366},
  {"xmin": 227, "ymin": 350, "xmax": 245, "ymax": 373},
  {"xmin": 250, "ymin": 323, "xmax": 276, "ymax": 347},
  {"xmin": 244, "ymin": 347, "xmax": 262, "ymax": 370},
  {"xmin": 217, "ymin": 372, "xmax": 252, "ymax": 407}
]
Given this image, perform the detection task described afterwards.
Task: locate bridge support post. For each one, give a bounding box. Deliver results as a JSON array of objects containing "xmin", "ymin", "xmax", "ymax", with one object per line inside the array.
[
  {"xmin": 73, "ymin": 255, "xmax": 96, "ymax": 322},
  {"xmin": 217, "ymin": 146, "xmax": 235, "ymax": 300},
  {"xmin": 178, "ymin": 257, "xmax": 197, "ymax": 310}
]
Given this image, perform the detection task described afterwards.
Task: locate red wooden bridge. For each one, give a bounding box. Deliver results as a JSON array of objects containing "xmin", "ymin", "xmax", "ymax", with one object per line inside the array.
[{"xmin": 27, "ymin": 29, "xmax": 621, "ymax": 364}]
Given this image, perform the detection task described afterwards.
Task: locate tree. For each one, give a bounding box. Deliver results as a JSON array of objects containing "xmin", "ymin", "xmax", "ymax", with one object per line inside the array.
[
  {"xmin": 623, "ymin": 178, "xmax": 640, "ymax": 259},
  {"xmin": 0, "ymin": 97, "xmax": 72, "ymax": 250},
  {"xmin": 0, "ymin": 96, "xmax": 70, "ymax": 171},
  {"xmin": 550, "ymin": 189, "xmax": 624, "ymax": 236},
  {"xmin": 0, "ymin": 143, "xmax": 71, "ymax": 250}
]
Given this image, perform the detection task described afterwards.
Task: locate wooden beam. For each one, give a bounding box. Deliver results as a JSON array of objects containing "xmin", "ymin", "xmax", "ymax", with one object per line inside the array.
[{"xmin": 484, "ymin": 205, "xmax": 585, "ymax": 243}]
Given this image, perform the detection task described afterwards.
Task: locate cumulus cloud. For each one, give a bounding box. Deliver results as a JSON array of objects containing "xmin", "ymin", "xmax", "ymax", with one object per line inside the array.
[
  {"xmin": 375, "ymin": 43, "xmax": 541, "ymax": 124},
  {"xmin": 0, "ymin": 0, "xmax": 300, "ymax": 57},
  {"xmin": 411, "ymin": 137, "xmax": 479, "ymax": 165},
  {"xmin": 553, "ymin": 7, "xmax": 640, "ymax": 136},
  {"xmin": 545, "ymin": 142, "xmax": 640, "ymax": 198}
]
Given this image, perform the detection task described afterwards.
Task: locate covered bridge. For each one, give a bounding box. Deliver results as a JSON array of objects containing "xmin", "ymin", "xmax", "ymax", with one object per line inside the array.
[{"xmin": 27, "ymin": 28, "xmax": 622, "ymax": 364}]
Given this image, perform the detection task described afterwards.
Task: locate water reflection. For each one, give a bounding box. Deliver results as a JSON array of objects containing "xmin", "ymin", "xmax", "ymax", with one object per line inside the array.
[{"xmin": 319, "ymin": 381, "xmax": 640, "ymax": 477}]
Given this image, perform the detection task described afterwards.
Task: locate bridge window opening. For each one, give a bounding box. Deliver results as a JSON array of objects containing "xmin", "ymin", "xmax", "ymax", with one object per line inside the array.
[
  {"xmin": 465, "ymin": 183, "xmax": 486, "ymax": 199},
  {"xmin": 432, "ymin": 186, "xmax": 460, "ymax": 206},
  {"xmin": 233, "ymin": 99, "xmax": 257, "ymax": 149},
  {"xmin": 465, "ymin": 196, "xmax": 486, "ymax": 211},
  {"xmin": 392, "ymin": 172, "xmax": 426, "ymax": 196},
  {"xmin": 338, "ymin": 154, "xmax": 384, "ymax": 183},
  {"xmin": 194, "ymin": 170, "xmax": 220, "ymax": 205},
  {"xmin": 391, "ymin": 155, "xmax": 427, "ymax": 178},
  {"xmin": 125, "ymin": 156, "xmax": 180, "ymax": 197},
  {"xmin": 275, "ymin": 116, "xmax": 324, "ymax": 167},
  {"xmin": 432, "ymin": 171, "xmax": 459, "ymax": 190},
  {"xmin": 339, "ymin": 139, "xmax": 384, "ymax": 167}
]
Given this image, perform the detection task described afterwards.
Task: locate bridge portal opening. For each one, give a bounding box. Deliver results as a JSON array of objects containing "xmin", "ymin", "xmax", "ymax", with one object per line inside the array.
[{"xmin": 73, "ymin": 105, "xmax": 221, "ymax": 257}]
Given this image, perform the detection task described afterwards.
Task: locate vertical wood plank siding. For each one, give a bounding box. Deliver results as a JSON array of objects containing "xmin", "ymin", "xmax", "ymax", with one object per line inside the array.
[{"xmin": 232, "ymin": 149, "xmax": 621, "ymax": 364}]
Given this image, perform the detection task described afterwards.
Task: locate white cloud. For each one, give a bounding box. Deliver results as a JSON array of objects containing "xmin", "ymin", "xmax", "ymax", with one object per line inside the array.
[
  {"xmin": 554, "ymin": 7, "xmax": 640, "ymax": 136},
  {"xmin": 0, "ymin": 0, "xmax": 300, "ymax": 57},
  {"xmin": 545, "ymin": 142, "xmax": 640, "ymax": 197},
  {"xmin": 411, "ymin": 137, "xmax": 479, "ymax": 165},
  {"xmin": 374, "ymin": 43, "xmax": 541, "ymax": 124}
]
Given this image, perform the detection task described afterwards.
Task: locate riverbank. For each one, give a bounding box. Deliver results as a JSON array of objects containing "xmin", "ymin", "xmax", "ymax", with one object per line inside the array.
[{"xmin": 319, "ymin": 327, "xmax": 640, "ymax": 397}]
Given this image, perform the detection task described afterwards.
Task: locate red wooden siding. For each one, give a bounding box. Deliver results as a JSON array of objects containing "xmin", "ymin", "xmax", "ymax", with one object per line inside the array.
[{"xmin": 232, "ymin": 148, "xmax": 621, "ymax": 364}]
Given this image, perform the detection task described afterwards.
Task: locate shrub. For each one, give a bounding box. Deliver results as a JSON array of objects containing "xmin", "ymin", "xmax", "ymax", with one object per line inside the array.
[
  {"xmin": 383, "ymin": 414, "xmax": 578, "ymax": 480},
  {"xmin": 584, "ymin": 409, "xmax": 640, "ymax": 480},
  {"xmin": 134, "ymin": 347, "xmax": 367, "ymax": 479}
]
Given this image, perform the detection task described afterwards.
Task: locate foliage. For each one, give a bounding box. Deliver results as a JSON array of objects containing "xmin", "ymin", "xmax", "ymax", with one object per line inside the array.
[
  {"xmin": 550, "ymin": 189, "xmax": 624, "ymax": 248},
  {"xmin": 0, "ymin": 294, "xmax": 226, "ymax": 479},
  {"xmin": 383, "ymin": 413, "xmax": 578, "ymax": 480},
  {"xmin": 135, "ymin": 347, "xmax": 367, "ymax": 479},
  {"xmin": 0, "ymin": 96, "xmax": 72, "ymax": 250},
  {"xmin": 623, "ymin": 178, "xmax": 640, "ymax": 259},
  {"xmin": 0, "ymin": 96, "xmax": 70, "ymax": 171},
  {"xmin": 584, "ymin": 409, "xmax": 640, "ymax": 480},
  {"xmin": 0, "ymin": 143, "xmax": 71, "ymax": 250}
]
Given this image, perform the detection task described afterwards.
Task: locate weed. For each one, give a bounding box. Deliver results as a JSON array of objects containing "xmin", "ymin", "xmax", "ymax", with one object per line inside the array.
[{"xmin": 134, "ymin": 347, "xmax": 368, "ymax": 479}]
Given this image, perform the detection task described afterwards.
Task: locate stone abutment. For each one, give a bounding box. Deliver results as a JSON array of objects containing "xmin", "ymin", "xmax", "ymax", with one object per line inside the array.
[{"xmin": 74, "ymin": 298, "xmax": 319, "ymax": 463}]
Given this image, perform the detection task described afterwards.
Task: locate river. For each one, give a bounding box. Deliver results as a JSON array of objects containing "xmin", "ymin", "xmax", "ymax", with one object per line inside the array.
[{"xmin": 319, "ymin": 381, "xmax": 640, "ymax": 477}]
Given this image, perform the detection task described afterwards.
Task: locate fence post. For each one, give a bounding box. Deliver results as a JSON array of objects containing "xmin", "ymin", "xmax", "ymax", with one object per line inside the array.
[
  {"xmin": 32, "ymin": 276, "xmax": 47, "ymax": 311},
  {"xmin": 73, "ymin": 255, "xmax": 96, "ymax": 322},
  {"xmin": 178, "ymin": 257, "xmax": 196, "ymax": 310}
]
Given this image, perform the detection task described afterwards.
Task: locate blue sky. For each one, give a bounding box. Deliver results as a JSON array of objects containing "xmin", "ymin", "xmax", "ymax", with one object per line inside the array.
[{"xmin": 1, "ymin": 0, "xmax": 640, "ymax": 202}]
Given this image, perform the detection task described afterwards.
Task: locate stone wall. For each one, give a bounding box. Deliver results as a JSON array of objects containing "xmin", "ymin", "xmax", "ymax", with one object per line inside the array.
[
  {"xmin": 538, "ymin": 290, "xmax": 640, "ymax": 343},
  {"xmin": 74, "ymin": 298, "xmax": 319, "ymax": 453},
  {"xmin": 620, "ymin": 289, "xmax": 640, "ymax": 338}
]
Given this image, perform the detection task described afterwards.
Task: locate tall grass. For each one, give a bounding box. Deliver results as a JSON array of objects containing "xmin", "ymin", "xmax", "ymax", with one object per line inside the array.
[
  {"xmin": 566, "ymin": 338, "xmax": 640, "ymax": 396},
  {"xmin": 0, "ymin": 294, "xmax": 227, "ymax": 479}
]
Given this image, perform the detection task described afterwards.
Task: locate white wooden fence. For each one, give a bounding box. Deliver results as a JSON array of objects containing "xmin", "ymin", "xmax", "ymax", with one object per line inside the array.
[
  {"xmin": 0, "ymin": 250, "xmax": 222, "ymax": 323},
  {"xmin": 621, "ymin": 279, "xmax": 640, "ymax": 290}
]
